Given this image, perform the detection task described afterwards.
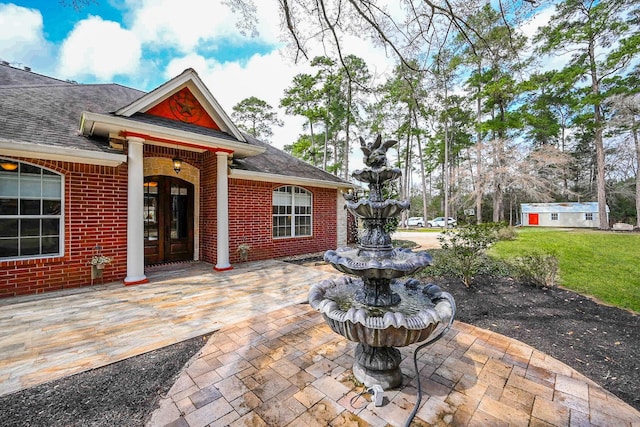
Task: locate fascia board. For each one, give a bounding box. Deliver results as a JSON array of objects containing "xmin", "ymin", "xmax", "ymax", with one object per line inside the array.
[
  {"xmin": 80, "ymin": 112, "xmax": 265, "ymax": 158},
  {"xmin": 230, "ymin": 168, "xmax": 354, "ymax": 191},
  {"xmin": 0, "ymin": 139, "xmax": 126, "ymax": 167}
]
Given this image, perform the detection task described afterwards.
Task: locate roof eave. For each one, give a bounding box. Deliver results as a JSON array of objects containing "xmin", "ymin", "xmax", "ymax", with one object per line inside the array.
[
  {"xmin": 230, "ymin": 169, "xmax": 354, "ymax": 190},
  {"xmin": 0, "ymin": 139, "xmax": 126, "ymax": 167},
  {"xmin": 80, "ymin": 111, "xmax": 265, "ymax": 158}
]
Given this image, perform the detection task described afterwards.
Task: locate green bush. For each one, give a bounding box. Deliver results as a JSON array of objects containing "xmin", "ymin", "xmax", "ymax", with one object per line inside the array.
[
  {"xmin": 437, "ymin": 222, "xmax": 506, "ymax": 287},
  {"xmin": 419, "ymin": 249, "xmax": 514, "ymax": 280},
  {"xmin": 510, "ymin": 251, "xmax": 559, "ymax": 288},
  {"xmin": 496, "ymin": 226, "xmax": 518, "ymax": 241}
]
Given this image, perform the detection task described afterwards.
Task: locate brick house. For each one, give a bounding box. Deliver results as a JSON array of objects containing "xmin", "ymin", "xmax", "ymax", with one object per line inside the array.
[{"xmin": 0, "ymin": 64, "xmax": 352, "ymax": 298}]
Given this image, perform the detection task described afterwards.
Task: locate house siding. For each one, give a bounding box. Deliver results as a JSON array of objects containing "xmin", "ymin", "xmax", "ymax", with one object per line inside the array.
[
  {"xmin": 0, "ymin": 158, "xmax": 128, "ymax": 298},
  {"xmin": 521, "ymin": 203, "xmax": 606, "ymax": 228}
]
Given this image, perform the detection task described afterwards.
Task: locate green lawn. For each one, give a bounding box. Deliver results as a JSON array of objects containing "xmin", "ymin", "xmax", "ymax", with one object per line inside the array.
[{"xmin": 490, "ymin": 228, "xmax": 640, "ymax": 313}]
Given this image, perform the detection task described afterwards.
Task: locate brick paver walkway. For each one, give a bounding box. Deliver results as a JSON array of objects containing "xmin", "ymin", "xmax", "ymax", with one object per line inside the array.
[
  {"xmin": 1, "ymin": 259, "xmax": 638, "ymax": 426},
  {"xmin": 149, "ymin": 305, "xmax": 640, "ymax": 427}
]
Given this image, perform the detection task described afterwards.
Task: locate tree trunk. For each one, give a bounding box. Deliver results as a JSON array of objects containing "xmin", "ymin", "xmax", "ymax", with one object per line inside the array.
[
  {"xmin": 323, "ymin": 122, "xmax": 328, "ymax": 171},
  {"xmin": 413, "ymin": 110, "xmax": 429, "ymax": 223},
  {"xmin": 634, "ymin": 115, "xmax": 640, "ymax": 228},
  {"xmin": 589, "ymin": 40, "xmax": 609, "ymax": 230},
  {"xmin": 475, "ymin": 65, "xmax": 483, "ymax": 224},
  {"xmin": 344, "ymin": 84, "xmax": 352, "ymax": 180}
]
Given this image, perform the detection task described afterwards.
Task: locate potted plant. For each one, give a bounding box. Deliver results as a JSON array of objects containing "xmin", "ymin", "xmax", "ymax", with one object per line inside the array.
[{"xmin": 91, "ymin": 255, "xmax": 112, "ymax": 269}]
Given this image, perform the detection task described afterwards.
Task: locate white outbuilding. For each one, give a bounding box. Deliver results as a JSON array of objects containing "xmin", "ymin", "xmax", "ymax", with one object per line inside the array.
[{"xmin": 520, "ymin": 202, "xmax": 609, "ymax": 228}]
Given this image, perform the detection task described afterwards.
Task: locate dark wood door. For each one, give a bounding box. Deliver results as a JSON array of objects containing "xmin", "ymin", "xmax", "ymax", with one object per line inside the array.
[{"xmin": 144, "ymin": 176, "xmax": 194, "ymax": 265}]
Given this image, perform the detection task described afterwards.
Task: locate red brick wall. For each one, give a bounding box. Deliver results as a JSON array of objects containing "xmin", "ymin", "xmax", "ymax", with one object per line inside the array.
[
  {"xmin": 199, "ymin": 151, "xmax": 217, "ymax": 264},
  {"xmin": 0, "ymin": 151, "xmax": 340, "ymax": 298},
  {"xmin": 0, "ymin": 158, "xmax": 128, "ymax": 298},
  {"xmin": 226, "ymin": 179, "xmax": 338, "ymax": 263}
]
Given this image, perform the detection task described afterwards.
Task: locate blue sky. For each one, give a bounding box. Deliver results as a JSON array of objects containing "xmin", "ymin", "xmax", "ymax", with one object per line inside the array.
[
  {"xmin": 0, "ymin": 0, "xmax": 399, "ymax": 150},
  {"xmin": 0, "ymin": 1, "xmax": 556, "ymax": 153},
  {"xmin": 0, "ymin": 0, "xmax": 337, "ymax": 147}
]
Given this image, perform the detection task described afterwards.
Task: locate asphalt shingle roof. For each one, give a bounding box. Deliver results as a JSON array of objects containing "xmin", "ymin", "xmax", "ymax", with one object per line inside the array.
[{"xmin": 0, "ymin": 63, "xmax": 349, "ymax": 185}]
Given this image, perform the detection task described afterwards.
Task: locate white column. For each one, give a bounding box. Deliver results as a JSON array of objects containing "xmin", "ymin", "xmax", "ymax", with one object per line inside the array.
[
  {"xmin": 215, "ymin": 151, "xmax": 232, "ymax": 271},
  {"xmin": 124, "ymin": 137, "xmax": 148, "ymax": 284}
]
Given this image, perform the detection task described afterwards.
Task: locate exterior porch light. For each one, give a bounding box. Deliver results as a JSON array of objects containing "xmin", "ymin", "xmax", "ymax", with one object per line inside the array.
[
  {"xmin": 0, "ymin": 161, "xmax": 18, "ymax": 171},
  {"xmin": 172, "ymin": 156, "xmax": 182, "ymax": 174}
]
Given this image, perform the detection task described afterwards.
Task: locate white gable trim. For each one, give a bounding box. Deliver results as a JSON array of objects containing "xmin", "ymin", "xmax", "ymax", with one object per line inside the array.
[{"xmin": 114, "ymin": 68, "xmax": 245, "ymax": 142}]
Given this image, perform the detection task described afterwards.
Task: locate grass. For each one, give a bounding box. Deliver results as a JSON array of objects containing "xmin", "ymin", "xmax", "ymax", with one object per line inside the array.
[{"xmin": 490, "ymin": 228, "xmax": 640, "ymax": 313}]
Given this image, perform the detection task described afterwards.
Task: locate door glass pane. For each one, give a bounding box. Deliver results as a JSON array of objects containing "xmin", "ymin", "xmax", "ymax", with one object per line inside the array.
[
  {"xmin": 171, "ymin": 184, "xmax": 188, "ymax": 239},
  {"xmin": 144, "ymin": 184, "xmax": 158, "ymax": 241}
]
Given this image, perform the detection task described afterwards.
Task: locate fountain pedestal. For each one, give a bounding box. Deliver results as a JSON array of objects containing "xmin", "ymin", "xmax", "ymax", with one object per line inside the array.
[
  {"xmin": 354, "ymin": 344, "xmax": 403, "ymax": 389},
  {"xmin": 309, "ymin": 135, "xmax": 456, "ymax": 390}
]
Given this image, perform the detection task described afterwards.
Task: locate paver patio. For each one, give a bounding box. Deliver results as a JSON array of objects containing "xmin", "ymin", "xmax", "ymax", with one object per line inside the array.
[{"xmin": 1, "ymin": 259, "xmax": 638, "ymax": 426}]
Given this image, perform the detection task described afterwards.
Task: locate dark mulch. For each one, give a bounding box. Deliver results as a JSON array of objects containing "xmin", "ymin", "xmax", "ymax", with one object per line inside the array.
[
  {"xmin": 0, "ymin": 271, "xmax": 638, "ymax": 426},
  {"xmin": 0, "ymin": 334, "xmax": 209, "ymax": 427}
]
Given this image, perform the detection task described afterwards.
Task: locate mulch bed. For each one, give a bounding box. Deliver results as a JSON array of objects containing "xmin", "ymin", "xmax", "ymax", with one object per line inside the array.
[
  {"xmin": 0, "ymin": 334, "xmax": 209, "ymax": 427},
  {"xmin": 0, "ymin": 270, "xmax": 638, "ymax": 426}
]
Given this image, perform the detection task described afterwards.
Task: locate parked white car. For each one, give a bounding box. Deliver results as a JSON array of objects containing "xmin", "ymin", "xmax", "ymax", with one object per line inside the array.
[
  {"xmin": 427, "ymin": 217, "xmax": 457, "ymax": 228},
  {"xmin": 406, "ymin": 217, "xmax": 425, "ymax": 227}
]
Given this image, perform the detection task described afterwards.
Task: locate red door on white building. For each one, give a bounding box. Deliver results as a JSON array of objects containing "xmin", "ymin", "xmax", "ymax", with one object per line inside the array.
[{"xmin": 529, "ymin": 213, "xmax": 539, "ymax": 226}]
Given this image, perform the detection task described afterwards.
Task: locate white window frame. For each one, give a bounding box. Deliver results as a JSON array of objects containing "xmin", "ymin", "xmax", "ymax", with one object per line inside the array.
[
  {"xmin": 551, "ymin": 212, "xmax": 558, "ymax": 221},
  {"xmin": 585, "ymin": 212, "xmax": 594, "ymax": 221},
  {"xmin": 272, "ymin": 186, "xmax": 312, "ymax": 238},
  {"xmin": 0, "ymin": 159, "xmax": 64, "ymax": 260}
]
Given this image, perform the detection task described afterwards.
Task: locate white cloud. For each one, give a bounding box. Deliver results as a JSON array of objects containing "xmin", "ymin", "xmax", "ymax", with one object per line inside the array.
[
  {"xmin": 126, "ymin": 0, "xmax": 280, "ymax": 53},
  {"xmin": 165, "ymin": 50, "xmax": 311, "ymax": 149},
  {"xmin": 57, "ymin": 16, "xmax": 141, "ymax": 81},
  {"xmin": 0, "ymin": 4, "xmax": 54, "ymax": 68}
]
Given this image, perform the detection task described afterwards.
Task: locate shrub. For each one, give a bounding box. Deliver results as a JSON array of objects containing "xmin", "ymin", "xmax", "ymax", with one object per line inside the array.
[
  {"xmin": 510, "ymin": 251, "xmax": 559, "ymax": 288},
  {"xmin": 496, "ymin": 226, "xmax": 518, "ymax": 241},
  {"xmin": 437, "ymin": 222, "xmax": 506, "ymax": 287},
  {"xmin": 419, "ymin": 249, "xmax": 514, "ymax": 280}
]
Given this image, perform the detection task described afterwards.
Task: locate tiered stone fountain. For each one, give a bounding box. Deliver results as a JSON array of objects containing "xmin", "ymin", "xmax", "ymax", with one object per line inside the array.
[{"xmin": 309, "ymin": 136, "xmax": 456, "ymax": 389}]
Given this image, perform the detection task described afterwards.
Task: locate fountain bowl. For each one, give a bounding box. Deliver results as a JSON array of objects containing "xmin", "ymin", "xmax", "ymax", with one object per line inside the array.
[{"xmin": 308, "ymin": 276, "xmax": 455, "ymax": 348}]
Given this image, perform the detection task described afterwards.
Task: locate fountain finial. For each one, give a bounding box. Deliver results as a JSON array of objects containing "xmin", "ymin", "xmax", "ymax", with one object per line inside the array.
[{"xmin": 360, "ymin": 135, "xmax": 397, "ymax": 169}]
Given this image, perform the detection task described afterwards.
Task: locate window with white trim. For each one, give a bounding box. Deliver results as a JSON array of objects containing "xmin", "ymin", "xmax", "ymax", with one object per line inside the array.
[
  {"xmin": 272, "ymin": 186, "xmax": 312, "ymax": 238},
  {"xmin": 551, "ymin": 213, "xmax": 558, "ymax": 221},
  {"xmin": 0, "ymin": 160, "xmax": 63, "ymax": 259},
  {"xmin": 585, "ymin": 212, "xmax": 594, "ymax": 221}
]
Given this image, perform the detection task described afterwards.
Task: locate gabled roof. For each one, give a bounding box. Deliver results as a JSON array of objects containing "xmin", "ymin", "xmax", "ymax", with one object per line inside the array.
[
  {"xmin": 114, "ymin": 68, "xmax": 245, "ymax": 142},
  {"xmin": 0, "ymin": 63, "xmax": 351, "ymax": 188},
  {"xmin": 231, "ymin": 133, "xmax": 351, "ymax": 188}
]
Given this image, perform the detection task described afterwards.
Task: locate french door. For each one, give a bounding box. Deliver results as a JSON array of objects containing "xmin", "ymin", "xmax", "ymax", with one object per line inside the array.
[{"xmin": 143, "ymin": 176, "xmax": 194, "ymax": 265}]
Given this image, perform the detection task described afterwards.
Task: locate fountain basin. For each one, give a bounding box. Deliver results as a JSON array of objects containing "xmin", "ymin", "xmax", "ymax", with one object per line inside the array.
[
  {"xmin": 308, "ymin": 277, "xmax": 455, "ymax": 348},
  {"xmin": 346, "ymin": 199, "xmax": 410, "ymax": 219},
  {"xmin": 324, "ymin": 247, "xmax": 432, "ymax": 279},
  {"xmin": 352, "ymin": 167, "xmax": 402, "ymax": 185}
]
